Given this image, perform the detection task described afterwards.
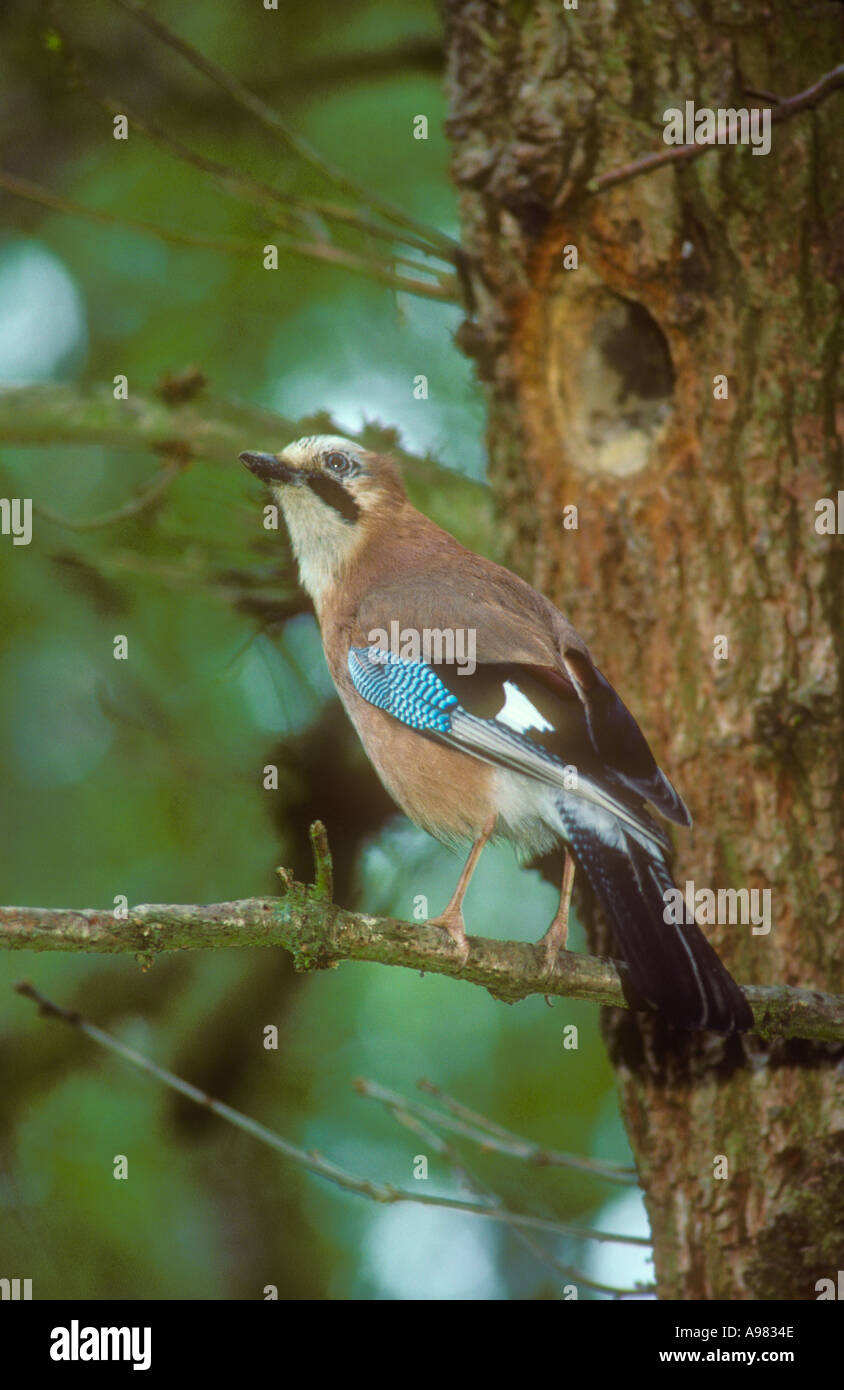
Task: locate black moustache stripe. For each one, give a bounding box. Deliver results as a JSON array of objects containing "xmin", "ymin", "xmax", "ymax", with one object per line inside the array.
[{"xmin": 305, "ymin": 474, "xmax": 360, "ymax": 523}]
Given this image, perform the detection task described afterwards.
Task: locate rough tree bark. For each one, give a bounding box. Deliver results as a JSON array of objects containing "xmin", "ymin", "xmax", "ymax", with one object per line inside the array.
[{"xmin": 443, "ymin": 0, "xmax": 844, "ymax": 1298}]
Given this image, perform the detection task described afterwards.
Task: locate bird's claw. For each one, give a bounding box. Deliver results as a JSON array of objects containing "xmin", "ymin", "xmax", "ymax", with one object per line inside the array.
[
  {"xmin": 538, "ymin": 915, "xmax": 568, "ymax": 983},
  {"xmin": 541, "ymin": 940, "xmax": 563, "ymax": 981},
  {"xmin": 427, "ymin": 909, "xmax": 470, "ymax": 969}
]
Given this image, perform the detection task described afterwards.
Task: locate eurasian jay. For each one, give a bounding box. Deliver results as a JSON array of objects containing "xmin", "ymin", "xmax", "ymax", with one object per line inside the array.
[{"xmin": 241, "ymin": 435, "xmax": 752, "ymax": 1034}]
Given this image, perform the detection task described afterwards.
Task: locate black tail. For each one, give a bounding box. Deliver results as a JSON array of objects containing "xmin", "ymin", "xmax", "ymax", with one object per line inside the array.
[{"xmin": 556, "ymin": 800, "xmax": 753, "ymax": 1033}]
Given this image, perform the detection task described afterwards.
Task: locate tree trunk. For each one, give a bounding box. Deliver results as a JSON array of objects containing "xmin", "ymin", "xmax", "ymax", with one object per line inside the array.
[{"xmin": 443, "ymin": 0, "xmax": 844, "ymax": 1298}]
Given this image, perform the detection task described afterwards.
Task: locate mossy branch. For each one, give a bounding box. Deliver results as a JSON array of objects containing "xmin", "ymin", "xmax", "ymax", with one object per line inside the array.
[{"xmin": 2, "ymin": 825, "xmax": 841, "ymax": 1042}]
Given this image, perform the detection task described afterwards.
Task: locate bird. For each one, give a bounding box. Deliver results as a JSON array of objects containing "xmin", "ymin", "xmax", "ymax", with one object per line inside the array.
[{"xmin": 240, "ymin": 434, "xmax": 753, "ymax": 1034}]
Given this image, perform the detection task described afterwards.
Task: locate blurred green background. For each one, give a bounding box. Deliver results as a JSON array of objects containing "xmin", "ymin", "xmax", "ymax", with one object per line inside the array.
[{"xmin": 0, "ymin": 0, "xmax": 648, "ymax": 1298}]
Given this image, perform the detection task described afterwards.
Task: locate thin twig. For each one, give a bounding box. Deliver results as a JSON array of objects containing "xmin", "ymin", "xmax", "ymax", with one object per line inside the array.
[
  {"xmin": 0, "ymin": 169, "xmax": 458, "ymax": 302},
  {"xmin": 34, "ymin": 459, "xmax": 183, "ymax": 532},
  {"xmin": 267, "ymin": 230, "xmax": 458, "ymax": 298},
  {"xmin": 71, "ymin": 70, "xmax": 454, "ymax": 264},
  {"xmin": 106, "ymin": 0, "xmax": 459, "ymax": 256},
  {"xmin": 358, "ymin": 1078, "xmax": 637, "ymax": 1183},
  {"xmin": 0, "ymin": 168, "xmax": 262, "ymax": 255},
  {"xmin": 364, "ymin": 1082, "xmax": 651, "ymax": 1295},
  {"xmin": 588, "ymin": 62, "xmax": 844, "ymax": 194},
  {"xmin": 377, "ymin": 1099, "xmax": 573, "ymax": 1284},
  {"xmin": 44, "ymin": 15, "xmax": 454, "ymax": 265},
  {"xmin": 12, "ymin": 981, "xmax": 647, "ymax": 1246},
  {"xmin": 308, "ymin": 821, "xmax": 334, "ymax": 903}
]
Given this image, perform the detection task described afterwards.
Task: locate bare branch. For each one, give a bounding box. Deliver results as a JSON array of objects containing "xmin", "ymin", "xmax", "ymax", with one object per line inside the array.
[
  {"xmin": 33, "ymin": 458, "xmax": 184, "ymax": 532},
  {"xmin": 266, "ymin": 229, "xmax": 458, "ymax": 300},
  {"xmin": 588, "ymin": 62, "xmax": 844, "ymax": 195},
  {"xmin": 62, "ymin": 60, "xmax": 455, "ymax": 265},
  {"xmin": 358, "ymin": 1077, "xmax": 651, "ymax": 1294},
  {"xmin": 106, "ymin": 0, "xmax": 459, "ymax": 257},
  {"xmin": 12, "ymin": 981, "xmax": 646, "ymax": 1249},
  {"xmin": 0, "ymin": 169, "xmax": 459, "ymax": 303},
  {"xmin": 402, "ymin": 1079, "xmax": 638, "ymax": 1183},
  {"xmin": 0, "ymin": 167, "xmax": 264, "ymax": 256},
  {"xmin": 360, "ymin": 1079, "xmax": 637, "ymax": 1185}
]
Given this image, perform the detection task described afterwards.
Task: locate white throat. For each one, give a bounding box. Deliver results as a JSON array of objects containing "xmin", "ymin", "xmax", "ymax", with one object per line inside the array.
[{"xmin": 276, "ymin": 485, "xmax": 361, "ymax": 610}]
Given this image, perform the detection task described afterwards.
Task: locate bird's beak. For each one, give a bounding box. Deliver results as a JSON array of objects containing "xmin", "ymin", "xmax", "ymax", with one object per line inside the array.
[{"xmin": 239, "ymin": 451, "xmax": 300, "ymax": 484}]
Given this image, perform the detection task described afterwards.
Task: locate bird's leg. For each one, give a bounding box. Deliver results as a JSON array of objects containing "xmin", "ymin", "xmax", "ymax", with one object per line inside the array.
[
  {"xmin": 539, "ymin": 850, "xmax": 576, "ymax": 976},
  {"xmin": 427, "ymin": 813, "xmax": 497, "ymax": 967}
]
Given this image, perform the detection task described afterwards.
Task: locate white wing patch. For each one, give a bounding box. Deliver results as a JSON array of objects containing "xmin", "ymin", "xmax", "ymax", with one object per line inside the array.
[{"xmin": 497, "ymin": 681, "xmax": 554, "ymax": 735}]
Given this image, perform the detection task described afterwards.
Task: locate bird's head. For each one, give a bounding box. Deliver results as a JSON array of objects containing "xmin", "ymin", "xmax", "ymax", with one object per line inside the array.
[{"xmin": 241, "ymin": 434, "xmax": 406, "ymax": 606}]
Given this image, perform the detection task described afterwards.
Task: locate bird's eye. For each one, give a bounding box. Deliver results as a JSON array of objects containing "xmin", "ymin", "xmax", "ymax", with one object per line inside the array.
[{"xmin": 324, "ymin": 451, "xmax": 351, "ymax": 476}]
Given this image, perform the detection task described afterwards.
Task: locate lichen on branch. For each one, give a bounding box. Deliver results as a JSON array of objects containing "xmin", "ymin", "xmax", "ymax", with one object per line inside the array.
[{"xmin": 2, "ymin": 824, "xmax": 841, "ymax": 1042}]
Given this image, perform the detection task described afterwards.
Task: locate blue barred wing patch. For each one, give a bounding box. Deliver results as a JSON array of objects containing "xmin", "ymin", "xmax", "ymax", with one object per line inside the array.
[
  {"xmin": 348, "ymin": 645, "xmax": 670, "ymax": 851},
  {"xmin": 348, "ymin": 647, "xmax": 458, "ymax": 733}
]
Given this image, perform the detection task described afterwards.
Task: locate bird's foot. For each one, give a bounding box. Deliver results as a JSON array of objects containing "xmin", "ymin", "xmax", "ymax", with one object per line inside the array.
[
  {"xmin": 427, "ymin": 907, "xmax": 470, "ymax": 969},
  {"xmin": 539, "ymin": 852, "xmax": 575, "ymax": 980},
  {"xmin": 538, "ymin": 910, "xmax": 569, "ymax": 980}
]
